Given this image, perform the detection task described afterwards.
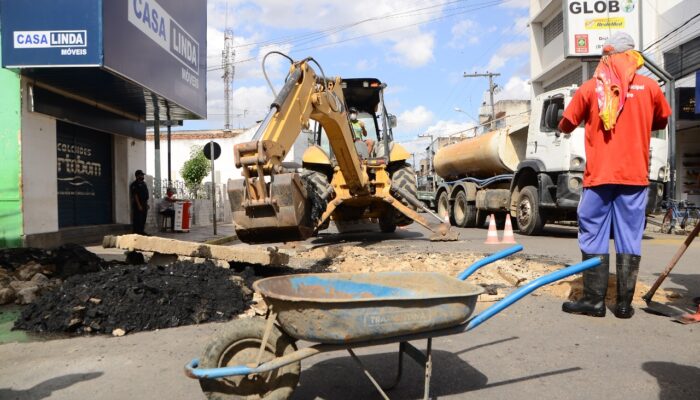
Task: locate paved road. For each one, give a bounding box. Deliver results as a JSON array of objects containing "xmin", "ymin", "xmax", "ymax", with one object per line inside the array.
[{"xmin": 1, "ymin": 223, "xmax": 698, "ymax": 399}]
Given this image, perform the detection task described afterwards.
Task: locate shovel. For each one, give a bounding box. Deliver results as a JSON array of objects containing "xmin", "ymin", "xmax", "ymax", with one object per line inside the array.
[{"xmin": 641, "ymin": 221, "xmax": 700, "ymax": 318}]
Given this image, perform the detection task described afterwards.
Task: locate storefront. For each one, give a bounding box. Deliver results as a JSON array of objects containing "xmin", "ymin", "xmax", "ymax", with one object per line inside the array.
[
  {"xmin": 665, "ymin": 36, "xmax": 700, "ymax": 204},
  {"xmin": 0, "ymin": 0, "xmax": 206, "ymax": 247}
]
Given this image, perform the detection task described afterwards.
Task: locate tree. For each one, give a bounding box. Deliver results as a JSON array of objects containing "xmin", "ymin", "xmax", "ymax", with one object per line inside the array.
[{"xmin": 180, "ymin": 146, "xmax": 211, "ymax": 197}]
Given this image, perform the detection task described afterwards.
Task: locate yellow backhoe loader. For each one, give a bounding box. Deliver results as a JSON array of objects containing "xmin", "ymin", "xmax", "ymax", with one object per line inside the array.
[{"xmin": 228, "ymin": 54, "xmax": 456, "ymax": 244}]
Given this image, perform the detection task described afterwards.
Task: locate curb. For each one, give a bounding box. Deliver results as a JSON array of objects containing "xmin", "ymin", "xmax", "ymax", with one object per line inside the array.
[{"xmin": 203, "ymin": 235, "xmax": 237, "ymax": 245}]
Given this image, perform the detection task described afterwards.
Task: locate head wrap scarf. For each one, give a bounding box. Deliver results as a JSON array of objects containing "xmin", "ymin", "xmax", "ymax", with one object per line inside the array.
[{"xmin": 593, "ymin": 31, "xmax": 644, "ymax": 131}]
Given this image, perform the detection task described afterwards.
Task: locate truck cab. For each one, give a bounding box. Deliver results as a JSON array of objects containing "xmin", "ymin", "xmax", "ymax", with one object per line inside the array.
[{"xmin": 512, "ymin": 85, "xmax": 669, "ymax": 234}]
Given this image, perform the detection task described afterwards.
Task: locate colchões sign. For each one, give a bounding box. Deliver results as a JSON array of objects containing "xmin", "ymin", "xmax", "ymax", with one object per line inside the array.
[
  {"xmin": 103, "ymin": 0, "xmax": 207, "ymax": 118},
  {"xmin": 0, "ymin": 0, "xmax": 102, "ymax": 67}
]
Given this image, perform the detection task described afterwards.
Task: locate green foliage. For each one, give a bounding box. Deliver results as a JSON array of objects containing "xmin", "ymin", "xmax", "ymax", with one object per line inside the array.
[{"xmin": 180, "ymin": 146, "xmax": 211, "ymax": 196}]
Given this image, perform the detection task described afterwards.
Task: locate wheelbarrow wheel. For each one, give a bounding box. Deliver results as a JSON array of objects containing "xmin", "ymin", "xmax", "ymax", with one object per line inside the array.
[{"xmin": 199, "ymin": 318, "xmax": 300, "ymax": 400}]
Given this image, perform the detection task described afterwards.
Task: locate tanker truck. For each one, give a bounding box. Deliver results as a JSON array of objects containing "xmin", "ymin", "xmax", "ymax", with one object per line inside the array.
[{"xmin": 432, "ymin": 85, "xmax": 669, "ymax": 235}]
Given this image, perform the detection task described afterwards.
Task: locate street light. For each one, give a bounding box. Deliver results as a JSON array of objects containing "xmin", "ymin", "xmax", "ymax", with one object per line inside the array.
[{"xmin": 454, "ymin": 107, "xmax": 477, "ymax": 122}]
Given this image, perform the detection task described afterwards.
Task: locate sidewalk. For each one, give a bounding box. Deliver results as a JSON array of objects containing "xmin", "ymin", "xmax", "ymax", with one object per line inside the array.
[
  {"xmin": 151, "ymin": 222, "xmax": 237, "ymax": 244},
  {"xmin": 86, "ymin": 223, "xmax": 238, "ymax": 262}
]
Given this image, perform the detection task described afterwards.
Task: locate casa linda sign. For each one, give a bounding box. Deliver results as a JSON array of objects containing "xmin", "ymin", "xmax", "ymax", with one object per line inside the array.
[
  {"xmin": 56, "ymin": 142, "xmax": 103, "ymax": 197},
  {"xmin": 563, "ymin": 0, "xmax": 642, "ymax": 57}
]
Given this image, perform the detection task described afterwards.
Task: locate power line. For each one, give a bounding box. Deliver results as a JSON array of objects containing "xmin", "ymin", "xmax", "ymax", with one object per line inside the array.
[
  {"xmin": 206, "ymin": 0, "xmax": 506, "ymax": 72},
  {"xmin": 643, "ymin": 12, "xmax": 700, "ymax": 52}
]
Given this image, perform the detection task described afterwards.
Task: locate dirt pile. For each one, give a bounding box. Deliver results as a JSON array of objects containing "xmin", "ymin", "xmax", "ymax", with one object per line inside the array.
[
  {"xmin": 294, "ymin": 245, "xmax": 676, "ymax": 304},
  {"xmin": 14, "ymin": 261, "xmax": 252, "ymax": 335},
  {"xmin": 0, "ymin": 244, "xmax": 115, "ymax": 305}
]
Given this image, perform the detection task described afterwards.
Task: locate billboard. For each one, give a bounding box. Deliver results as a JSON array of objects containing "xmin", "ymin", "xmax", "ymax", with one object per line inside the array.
[
  {"xmin": 0, "ymin": 0, "xmax": 102, "ymax": 67},
  {"xmin": 102, "ymin": 0, "xmax": 207, "ymax": 118},
  {"xmin": 563, "ymin": 0, "xmax": 642, "ymax": 57}
]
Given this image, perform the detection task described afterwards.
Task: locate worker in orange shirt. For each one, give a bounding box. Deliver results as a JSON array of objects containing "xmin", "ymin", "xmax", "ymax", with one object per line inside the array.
[{"xmin": 559, "ymin": 32, "xmax": 672, "ymax": 319}]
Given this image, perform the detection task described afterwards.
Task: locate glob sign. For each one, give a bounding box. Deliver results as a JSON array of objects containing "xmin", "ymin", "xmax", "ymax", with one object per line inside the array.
[{"xmin": 563, "ymin": 0, "xmax": 641, "ymax": 57}]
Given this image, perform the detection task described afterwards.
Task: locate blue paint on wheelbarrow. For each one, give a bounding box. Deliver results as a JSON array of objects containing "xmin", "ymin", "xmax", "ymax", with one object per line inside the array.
[{"xmin": 288, "ymin": 275, "xmax": 413, "ymax": 299}]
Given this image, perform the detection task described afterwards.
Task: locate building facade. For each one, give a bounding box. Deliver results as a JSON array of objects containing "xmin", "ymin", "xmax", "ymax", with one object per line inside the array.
[
  {"xmin": 530, "ymin": 0, "xmax": 700, "ymax": 202},
  {"xmin": 0, "ymin": 0, "xmax": 207, "ymax": 247}
]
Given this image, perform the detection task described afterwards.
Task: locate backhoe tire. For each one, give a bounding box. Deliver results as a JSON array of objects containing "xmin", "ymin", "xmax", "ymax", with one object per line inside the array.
[
  {"xmin": 516, "ymin": 186, "xmax": 544, "ymax": 235},
  {"xmin": 198, "ymin": 318, "xmax": 300, "ymax": 400},
  {"xmin": 452, "ymin": 191, "xmax": 476, "ymax": 228},
  {"xmin": 389, "ymin": 163, "xmax": 417, "ymax": 226},
  {"xmin": 301, "ymin": 170, "xmax": 333, "ymax": 231}
]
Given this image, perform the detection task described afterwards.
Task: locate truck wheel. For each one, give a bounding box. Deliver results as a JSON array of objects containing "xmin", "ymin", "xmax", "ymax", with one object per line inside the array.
[
  {"xmin": 452, "ymin": 191, "xmax": 476, "ymax": 228},
  {"xmin": 475, "ymin": 210, "xmax": 488, "ymax": 228},
  {"xmin": 379, "ymin": 209, "xmax": 397, "ymax": 233},
  {"xmin": 198, "ymin": 318, "xmax": 300, "ymax": 400},
  {"xmin": 516, "ymin": 186, "xmax": 544, "ymax": 235},
  {"xmin": 389, "ymin": 163, "xmax": 417, "ymax": 226},
  {"xmin": 437, "ymin": 191, "xmax": 451, "ymax": 224}
]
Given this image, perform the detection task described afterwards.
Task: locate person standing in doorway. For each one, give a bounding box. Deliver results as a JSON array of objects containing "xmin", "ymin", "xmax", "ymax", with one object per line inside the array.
[
  {"xmin": 130, "ymin": 169, "xmax": 150, "ymax": 235},
  {"xmin": 559, "ymin": 32, "xmax": 671, "ymax": 318}
]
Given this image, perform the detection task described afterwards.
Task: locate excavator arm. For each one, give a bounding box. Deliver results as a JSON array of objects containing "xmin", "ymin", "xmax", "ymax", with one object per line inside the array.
[{"xmin": 230, "ymin": 59, "xmax": 368, "ymax": 243}]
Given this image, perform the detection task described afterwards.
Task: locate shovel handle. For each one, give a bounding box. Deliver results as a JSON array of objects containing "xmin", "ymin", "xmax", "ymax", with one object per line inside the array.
[
  {"xmin": 642, "ymin": 221, "xmax": 700, "ymax": 303},
  {"xmin": 457, "ymin": 245, "xmax": 524, "ymax": 281},
  {"xmin": 466, "ymin": 257, "xmax": 602, "ymax": 331}
]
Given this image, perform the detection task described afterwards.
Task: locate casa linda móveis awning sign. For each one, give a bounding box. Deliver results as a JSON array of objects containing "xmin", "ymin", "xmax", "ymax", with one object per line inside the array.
[
  {"xmin": 1, "ymin": 0, "xmax": 207, "ymax": 119},
  {"xmin": 0, "ymin": 0, "xmax": 101, "ymax": 66},
  {"xmin": 563, "ymin": 0, "xmax": 642, "ymax": 57}
]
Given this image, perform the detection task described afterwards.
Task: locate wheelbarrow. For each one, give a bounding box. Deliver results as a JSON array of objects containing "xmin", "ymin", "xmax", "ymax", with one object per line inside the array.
[{"xmin": 185, "ymin": 245, "xmax": 601, "ymax": 399}]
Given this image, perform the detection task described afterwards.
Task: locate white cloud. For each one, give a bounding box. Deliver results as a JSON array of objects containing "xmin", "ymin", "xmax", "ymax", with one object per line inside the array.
[
  {"xmin": 356, "ymin": 58, "xmax": 377, "ymax": 71},
  {"xmin": 485, "ymin": 40, "xmax": 529, "ymax": 71},
  {"xmin": 391, "ymin": 32, "xmax": 435, "ymax": 67},
  {"xmin": 494, "ymin": 76, "xmax": 531, "ymax": 101},
  {"xmin": 504, "ymin": 16, "xmax": 529, "ymax": 36},
  {"xmin": 397, "ymin": 106, "xmax": 434, "ymax": 134},
  {"xmin": 500, "ymin": 0, "xmax": 529, "ymax": 8},
  {"xmin": 449, "ymin": 19, "xmax": 480, "ymax": 48}
]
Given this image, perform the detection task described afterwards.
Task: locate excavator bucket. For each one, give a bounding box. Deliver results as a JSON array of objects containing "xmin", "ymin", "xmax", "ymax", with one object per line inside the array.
[{"xmin": 228, "ymin": 173, "xmax": 314, "ymax": 243}]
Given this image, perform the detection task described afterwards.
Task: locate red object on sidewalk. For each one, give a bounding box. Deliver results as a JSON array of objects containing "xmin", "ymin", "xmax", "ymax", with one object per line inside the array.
[{"xmin": 174, "ymin": 201, "xmax": 191, "ymax": 232}]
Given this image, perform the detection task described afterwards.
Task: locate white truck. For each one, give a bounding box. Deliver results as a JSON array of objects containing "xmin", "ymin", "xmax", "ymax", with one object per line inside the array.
[{"xmin": 432, "ymin": 85, "xmax": 669, "ymax": 235}]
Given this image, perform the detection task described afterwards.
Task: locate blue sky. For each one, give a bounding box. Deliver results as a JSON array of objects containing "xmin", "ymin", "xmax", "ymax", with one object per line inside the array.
[{"xmin": 185, "ymin": 0, "xmax": 531, "ymax": 156}]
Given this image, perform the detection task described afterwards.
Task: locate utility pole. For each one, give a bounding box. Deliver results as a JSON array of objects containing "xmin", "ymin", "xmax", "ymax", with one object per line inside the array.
[
  {"xmin": 222, "ymin": 28, "xmax": 235, "ymax": 131},
  {"xmin": 463, "ymin": 71, "xmax": 500, "ymax": 129}
]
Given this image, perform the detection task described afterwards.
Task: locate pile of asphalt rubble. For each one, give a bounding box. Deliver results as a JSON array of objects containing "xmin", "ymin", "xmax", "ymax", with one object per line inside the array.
[
  {"xmin": 14, "ymin": 260, "xmax": 252, "ymax": 335},
  {"xmin": 0, "ymin": 244, "xmax": 111, "ymax": 306}
]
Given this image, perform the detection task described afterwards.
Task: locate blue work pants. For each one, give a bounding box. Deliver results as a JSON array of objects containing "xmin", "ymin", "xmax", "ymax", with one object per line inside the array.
[{"xmin": 578, "ymin": 185, "xmax": 648, "ymax": 256}]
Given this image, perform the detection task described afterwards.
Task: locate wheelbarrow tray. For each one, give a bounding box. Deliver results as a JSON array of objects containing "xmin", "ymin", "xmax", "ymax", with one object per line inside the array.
[{"xmin": 253, "ymin": 271, "xmax": 485, "ymax": 344}]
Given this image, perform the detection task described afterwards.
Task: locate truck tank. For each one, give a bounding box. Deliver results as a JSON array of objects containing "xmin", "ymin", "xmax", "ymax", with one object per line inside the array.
[{"xmin": 434, "ymin": 124, "xmax": 528, "ymax": 180}]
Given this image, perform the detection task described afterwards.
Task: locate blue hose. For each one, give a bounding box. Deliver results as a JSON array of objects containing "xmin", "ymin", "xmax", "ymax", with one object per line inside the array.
[
  {"xmin": 457, "ymin": 244, "xmax": 524, "ymax": 281},
  {"xmin": 465, "ymin": 257, "xmax": 602, "ymax": 331}
]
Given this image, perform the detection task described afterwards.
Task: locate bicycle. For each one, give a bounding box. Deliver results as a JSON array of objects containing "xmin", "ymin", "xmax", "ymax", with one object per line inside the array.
[{"xmin": 660, "ymin": 199, "xmax": 700, "ymax": 234}]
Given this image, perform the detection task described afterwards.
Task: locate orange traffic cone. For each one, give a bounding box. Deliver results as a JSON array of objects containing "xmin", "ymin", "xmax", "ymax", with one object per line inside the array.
[
  {"xmin": 485, "ymin": 214, "xmax": 500, "ymax": 244},
  {"xmin": 501, "ymin": 216, "xmax": 517, "ymax": 244}
]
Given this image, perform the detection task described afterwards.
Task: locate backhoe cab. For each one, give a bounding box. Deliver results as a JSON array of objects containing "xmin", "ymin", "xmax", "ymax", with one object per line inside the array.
[{"xmin": 228, "ymin": 55, "xmax": 455, "ymax": 244}]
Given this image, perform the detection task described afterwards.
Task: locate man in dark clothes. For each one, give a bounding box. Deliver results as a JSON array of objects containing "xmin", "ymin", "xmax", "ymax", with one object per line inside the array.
[{"xmin": 129, "ymin": 170, "xmax": 149, "ymax": 235}]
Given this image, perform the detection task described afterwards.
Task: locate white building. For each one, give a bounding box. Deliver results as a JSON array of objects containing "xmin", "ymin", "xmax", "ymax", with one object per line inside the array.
[
  {"xmin": 529, "ymin": 0, "xmax": 700, "ymax": 202},
  {"xmin": 145, "ymin": 126, "xmax": 313, "ymax": 195}
]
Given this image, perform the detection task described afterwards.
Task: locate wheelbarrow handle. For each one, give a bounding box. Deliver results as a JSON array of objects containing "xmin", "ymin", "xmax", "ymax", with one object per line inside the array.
[
  {"xmin": 465, "ymin": 256, "xmax": 602, "ymax": 331},
  {"xmin": 457, "ymin": 244, "xmax": 524, "ymax": 281}
]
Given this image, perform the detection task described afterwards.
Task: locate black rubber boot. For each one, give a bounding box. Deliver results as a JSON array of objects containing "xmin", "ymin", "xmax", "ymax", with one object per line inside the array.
[
  {"xmin": 562, "ymin": 253, "xmax": 609, "ymax": 317},
  {"xmin": 614, "ymin": 254, "xmax": 641, "ymax": 319}
]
